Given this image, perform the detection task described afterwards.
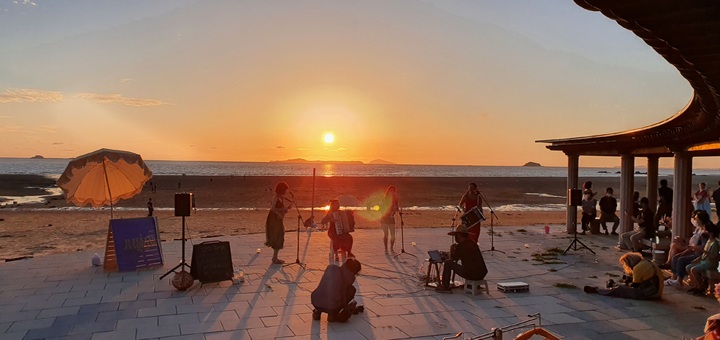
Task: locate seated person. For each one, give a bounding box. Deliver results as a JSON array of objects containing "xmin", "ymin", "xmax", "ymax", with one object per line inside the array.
[
  {"xmin": 598, "ymin": 187, "xmax": 619, "ymax": 235},
  {"xmin": 311, "ymin": 258, "xmax": 363, "ymax": 322},
  {"xmin": 584, "ymin": 252, "xmax": 663, "ymax": 300},
  {"xmin": 618, "ymin": 197, "xmax": 656, "ymax": 252},
  {"xmin": 698, "ymin": 313, "xmax": 720, "ymax": 340},
  {"xmin": 686, "ymin": 222, "xmax": 719, "ymax": 296},
  {"xmin": 436, "ymin": 224, "xmax": 488, "ymax": 293},
  {"xmin": 665, "ymin": 210, "xmax": 711, "ymax": 288},
  {"xmin": 321, "ymin": 199, "xmax": 354, "ymax": 261}
]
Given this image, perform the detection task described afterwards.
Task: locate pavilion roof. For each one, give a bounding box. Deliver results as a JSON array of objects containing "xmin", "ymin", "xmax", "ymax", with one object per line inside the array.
[{"xmin": 538, "ymin": 0, "xmax": 720, "ymax": 157}]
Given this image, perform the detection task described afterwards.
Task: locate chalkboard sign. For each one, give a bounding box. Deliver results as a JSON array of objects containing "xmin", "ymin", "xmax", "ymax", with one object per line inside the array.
[
  {"xmin": 190, "ymin": 241, "xmax": 233, "ymax": 283},
  {"xmin": 109, "ymin": 217, "xmax": 163, "ymax": 272}
]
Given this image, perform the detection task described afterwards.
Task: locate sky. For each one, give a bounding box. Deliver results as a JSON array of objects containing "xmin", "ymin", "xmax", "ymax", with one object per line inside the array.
[{"xmin": 0, "ymin": 0, "xmax": 706, "ymax": 168}]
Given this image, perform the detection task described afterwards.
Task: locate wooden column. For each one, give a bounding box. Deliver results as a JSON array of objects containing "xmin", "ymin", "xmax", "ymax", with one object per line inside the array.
[
  {"xmin": 647, "ymin": 156, "xmax": 659, "ymax": 212},
  {"xmin": 672, "ymin": 151, "xmax": 693, "ymax": 239},
  {"xmin": 620, "ymin": 155, "xmax": 635, "ymax": 236},
  {"xmin": 566, "ymin": 154, "xmax": 579, "ymax": 234}
]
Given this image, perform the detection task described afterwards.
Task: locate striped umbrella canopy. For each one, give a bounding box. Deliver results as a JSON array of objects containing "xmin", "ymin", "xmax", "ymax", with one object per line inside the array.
[{"xmin": 57, "ymin": 148, "xmax": 152, "ymax": 218}]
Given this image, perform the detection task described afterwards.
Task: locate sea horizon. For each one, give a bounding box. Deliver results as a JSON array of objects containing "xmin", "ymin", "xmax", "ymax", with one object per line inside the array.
[{"xmin": 1, "ymin": 157, "xmax": 717, "ymax": 178}]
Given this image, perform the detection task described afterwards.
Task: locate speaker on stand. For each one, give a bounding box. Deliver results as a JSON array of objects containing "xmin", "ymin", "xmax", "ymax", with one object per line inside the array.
[
  {"xmin": 160, "ymin": 193, "xmax": 193, "ymax": 289},
  {"xmin": 563, "ymin": 188, "xmax": 595, "ymax": 254}
]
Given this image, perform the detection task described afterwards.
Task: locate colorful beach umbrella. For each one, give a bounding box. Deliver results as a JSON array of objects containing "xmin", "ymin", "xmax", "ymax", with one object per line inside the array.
[{"xmin": 57, "ymin": 148, "xmax": 153, "ymax": 218}]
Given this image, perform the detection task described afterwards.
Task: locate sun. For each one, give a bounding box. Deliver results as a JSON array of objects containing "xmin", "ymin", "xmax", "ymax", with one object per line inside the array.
[{"xmin": 323, "ymin": 132, "xmax": 335, "ymax": 144}]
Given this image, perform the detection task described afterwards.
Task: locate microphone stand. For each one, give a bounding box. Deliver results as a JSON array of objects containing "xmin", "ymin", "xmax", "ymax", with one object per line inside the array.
[
  {"xmin": 284, "ymin": 193, "xmax": 306, "ymax": 269},
  {"xmin": 394, "ymin": 202, "xmax": 416, "ymax": 258},
  {"xmin": 478, "ymin": 191, "xmax": 504, "ymax": 255}
]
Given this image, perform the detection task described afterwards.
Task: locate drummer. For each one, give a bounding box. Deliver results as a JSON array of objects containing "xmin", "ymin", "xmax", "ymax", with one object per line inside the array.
[{"xmin": 459, "ymin": 182, "xmax": 483, "ymax": 243}]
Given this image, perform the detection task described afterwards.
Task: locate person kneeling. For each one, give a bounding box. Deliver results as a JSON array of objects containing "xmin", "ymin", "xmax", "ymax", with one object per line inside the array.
[
  {"xmin": 311, "ymin": 259, "xmax": 363, "ymax": 322},
  {"xmin": 436, "ymin": 224, "xmax": 488, "ymax": 293},
  {"xmin": 584, "ymin": 252, "xmax": 663, "ymax": 300}
]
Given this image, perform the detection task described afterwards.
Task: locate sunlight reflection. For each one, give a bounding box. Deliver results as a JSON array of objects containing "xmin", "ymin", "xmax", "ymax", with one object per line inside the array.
[{"xmin": 321, "ymin": 163, "xmax": 335, "ymax": 177}]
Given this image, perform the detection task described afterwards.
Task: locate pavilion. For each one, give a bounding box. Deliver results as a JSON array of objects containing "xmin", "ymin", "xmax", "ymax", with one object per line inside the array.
[{"xmin": 538, "ymin": 0, "xmax": 720, "ymax": 240}]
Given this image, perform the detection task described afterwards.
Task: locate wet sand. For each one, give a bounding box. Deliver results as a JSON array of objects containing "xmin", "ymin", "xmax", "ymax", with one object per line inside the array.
[{"xmin": 0, "ymin": 174, "xmax": 665, "ymax": 260}]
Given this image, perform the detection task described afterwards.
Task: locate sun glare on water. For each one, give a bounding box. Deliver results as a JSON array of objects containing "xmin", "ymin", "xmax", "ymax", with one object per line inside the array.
[{"xmin": 323, "ymin": 133, "xmax": 334, "ymax": 144}]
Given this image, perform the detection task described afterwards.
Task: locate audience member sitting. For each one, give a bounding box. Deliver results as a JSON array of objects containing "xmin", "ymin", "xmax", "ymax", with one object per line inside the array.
[
  {"xmin": 661, "ymin": 211, "xmax": 700, "ymax": 270},
  {"xmin": 686, "ymin": 222, "xmax": 720, "ymax": 296},
  {"xmin": 665, "ymin": 210, "xmax": 712, "ymax": 288},
  {"xmin": 698, "ymin": 314, "xmax": 720, "ymax": 340},
  {"xmin": 617, "ymin": 197, "xmax": 656, "ymax": 252},
  {"xmin": 584, "ymin": 252, "xmax": 663, "ymax": 300}
]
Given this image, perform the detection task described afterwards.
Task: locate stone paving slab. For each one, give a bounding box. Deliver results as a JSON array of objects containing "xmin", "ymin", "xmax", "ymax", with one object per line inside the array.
[{"xmin": 0, "ymin": 225, "xmax": 714, "ymax": 339}]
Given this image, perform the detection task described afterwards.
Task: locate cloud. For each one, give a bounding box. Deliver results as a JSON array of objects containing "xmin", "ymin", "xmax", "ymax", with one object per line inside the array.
[
  {"xmin": 334, "ymin": 147, "xmax": 347, "ymax": 151},
  {"xmin": 119, "ymin": 78, "xmax": 133, "ymax": 83},
  {"xmin": 0, "ymin": 88, "xmax": 64, "ymax": 103},
  {"xmin": 13, "ymin": 0, "xmax": 37, "ymax": 6},
  {"xmin": 76, "ymin": 93, "xmax": 170, "ymax": 107},
  {"xmin": 276, "ymin": 146, "xmax": 285, "ymax": 149},
  {"xmin": 0, "ymin": 124, "xmax": 22, "ymax": 132},
  {"xmin": 52, "ymin": 142, "xmax": 64, "ymax": 145},
  {"xmin": 36, "ymin": 125, "xmax": 58, "ymax": 133}
]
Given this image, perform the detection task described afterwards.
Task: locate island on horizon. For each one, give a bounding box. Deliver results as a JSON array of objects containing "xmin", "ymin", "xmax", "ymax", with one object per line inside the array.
[{"xmin": 523, "ymin": 161, "xmax": 541, "ymax": 167}]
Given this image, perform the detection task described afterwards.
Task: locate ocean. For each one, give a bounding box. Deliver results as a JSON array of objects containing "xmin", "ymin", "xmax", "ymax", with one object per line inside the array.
[
  {"xmin": 1, "ymin": 158, "xmax": 715, "ymax": 211},
  {"xmin": 0, "ymin": 158, "xmax": 705, "ymax": 178}
]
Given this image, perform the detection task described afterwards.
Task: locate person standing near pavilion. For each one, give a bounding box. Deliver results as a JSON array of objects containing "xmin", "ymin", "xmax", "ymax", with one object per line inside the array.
[
  {"xmin": 599, "ymin": 187, "xmax": 619, "ymax": 235},
  {"xmin": 712, "ymin": 181, "xmax": 720, "ymax": 222},
  {"xmin": 694, "ymin": 182, "xmax": 713, "ymax": 217},
  {"xmin": 656, "ymin": 179, "xmax": 673, "ymax": 222}
]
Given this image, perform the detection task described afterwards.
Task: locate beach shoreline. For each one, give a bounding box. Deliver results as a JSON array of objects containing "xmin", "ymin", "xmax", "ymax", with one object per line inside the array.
[{"xmin": 0, "ymin": 174, "xmax": 668, "ymax": 260}]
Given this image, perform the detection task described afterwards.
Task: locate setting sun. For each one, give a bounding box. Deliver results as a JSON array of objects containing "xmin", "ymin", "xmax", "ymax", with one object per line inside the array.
[{"xmin": 323, "ymin": 133, "xmax": 335, "ymax": 144}]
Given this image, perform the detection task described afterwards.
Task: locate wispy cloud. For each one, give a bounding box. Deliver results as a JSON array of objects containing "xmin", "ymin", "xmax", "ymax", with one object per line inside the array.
[
  {"xmin": 14, "ymin": 0, "xmax": 38, "ymax": 6},
  {"xmin": 0, "ymin": 88, "xmax": 64, "ymax": 103},
  {"xmin": 76, "ymin": 93, "xmax": 170, "ymax": 107},
  {"xmin": 119, "ymin": 78, "xmax": 133, "ymax": 83},
  {"xmin": 52, "ymin": 142, "xmax": 64, "ymax": 145},
  {"xmin": 276, "ymin": 146, "xmax": 285, "ymax": 149},
  {"xmin": 0, "ymin": 124, "xmax": 22, "ymax": 132},
  {"xmin": 35, "ymin": 125, "xmax": 58, "ymax": 133}
]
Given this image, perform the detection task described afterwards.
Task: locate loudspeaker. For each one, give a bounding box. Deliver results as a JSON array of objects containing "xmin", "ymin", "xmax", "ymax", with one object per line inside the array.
[
  {"xmin": 175, "ymin": 193, "xmax": 193, "ymax": 216},
  {"xmin": 568, "ymin": 188, "xmax": 582, "ymax": 206}
]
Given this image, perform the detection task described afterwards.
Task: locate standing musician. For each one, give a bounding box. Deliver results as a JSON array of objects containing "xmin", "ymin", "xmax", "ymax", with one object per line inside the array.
[
  {"xmin": 322, "ymin": 199, "xmax": 355, "ymax": 261},
  {"xmin": 458, "ymin": 182, "xmax": 484, "ymax": 243},
  {"xmin": 265, "ymin": 182, "xmax": 292, "ymax": 265},
  {"xmin": 436, "ymin": 224, "xmax": 488, "ymax": 293},
  {"xmin": 380, "ymin": 185, "xmax": 399, "ymax": 254}
]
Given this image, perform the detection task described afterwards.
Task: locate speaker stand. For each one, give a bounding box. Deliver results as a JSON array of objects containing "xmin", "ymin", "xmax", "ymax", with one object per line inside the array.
[
  {"xmin": 563, "ymin": 219, "xmax": 595, "ymax": 255},
  {"xmin": 160, "ymin": 216, "xmax": 191, "ymax": 279}
]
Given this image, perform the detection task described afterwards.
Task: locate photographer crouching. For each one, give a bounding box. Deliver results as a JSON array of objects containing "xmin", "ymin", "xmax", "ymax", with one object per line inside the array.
[{"xmin": 584, "ymin": 252, "xmax": 663, "ymax": 300}]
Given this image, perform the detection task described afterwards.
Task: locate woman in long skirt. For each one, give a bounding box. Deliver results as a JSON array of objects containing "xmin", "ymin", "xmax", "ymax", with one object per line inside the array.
[{"xmin": 265, "ymin": 182, "xmax": 291, "ymax": 264}]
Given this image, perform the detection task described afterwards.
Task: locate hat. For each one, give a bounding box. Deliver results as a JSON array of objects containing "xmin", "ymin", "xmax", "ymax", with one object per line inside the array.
[{"xmin": 448, "ymin": 224, "xmax": 476, "ymax": 236}]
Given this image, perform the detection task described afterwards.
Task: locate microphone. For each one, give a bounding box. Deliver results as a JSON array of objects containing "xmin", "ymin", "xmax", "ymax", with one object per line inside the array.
[
  {"xmin": 289, "ymin": 191, "xmax": 295, "ymax": 198},
  {"xmin": 456, "ymin": 206, "xmax": 462, "ymax": 213}
]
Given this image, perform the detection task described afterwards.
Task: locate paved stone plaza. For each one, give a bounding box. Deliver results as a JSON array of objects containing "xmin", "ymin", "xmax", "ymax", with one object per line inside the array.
[{"xmin": 0, "ymin": 225, "xmax": 714, "ymax": 339}]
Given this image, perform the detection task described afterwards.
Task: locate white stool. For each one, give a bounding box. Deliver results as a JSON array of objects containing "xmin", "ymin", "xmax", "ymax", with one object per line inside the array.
[{"xmin": 464, "ymin": 280, "xmax": 489, "ymax": 296}]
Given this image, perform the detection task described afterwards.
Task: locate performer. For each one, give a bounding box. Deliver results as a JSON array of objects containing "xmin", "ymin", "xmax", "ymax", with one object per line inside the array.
[
  {"xmin": 265, "ymin": 182, "xmax": 292, "ymax": 265},
  {"xmin": 436, "ymin": 224, "xmax": 488, "ymax": 293},
  {"xmin": 458, "ymin": 182, "xmax": 484, "ymax": 243},
  {"xmin": 380, "ymin": 185, "xmax": 399, "ymax": 254},
  {"xmin": 322, "ymin": 199, "xmax": 354, "ymax": 261},
  {"xmin": 311, "ymin": 258, "xmax": 363, "ymax": 322},
  {"xmin": 459, "ymin": 182, "xmax": 482, "ymax": 212}
]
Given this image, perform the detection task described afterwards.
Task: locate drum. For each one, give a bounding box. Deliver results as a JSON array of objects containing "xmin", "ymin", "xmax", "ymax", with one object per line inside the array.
[{"xmin": 461, "ymin": 207, "xmax": 485, "ymax": 227}]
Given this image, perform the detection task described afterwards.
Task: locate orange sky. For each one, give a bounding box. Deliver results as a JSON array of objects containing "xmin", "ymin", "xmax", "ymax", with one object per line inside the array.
[{"xmin": 1, "ymin": 1, "xmax": 711, "ymax": 168}]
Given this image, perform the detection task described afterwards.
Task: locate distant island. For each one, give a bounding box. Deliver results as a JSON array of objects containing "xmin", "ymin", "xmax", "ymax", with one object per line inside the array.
[
  {"xmin": 523, "ymin": 162, "xmax": 541, "ymax": 167},
  {"xmin": 271, "ymin": 158, "xmax": 395, "ymax": 165},
  {"xmin": 31, "ymin": 155, "xmax": 44, "ymax": 159}
]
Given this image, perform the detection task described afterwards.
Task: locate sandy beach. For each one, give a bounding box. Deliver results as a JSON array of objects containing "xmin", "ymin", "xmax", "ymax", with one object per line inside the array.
[{"xmin": 0, "ymin": 174, "xmax": 665, "ymax": 260}]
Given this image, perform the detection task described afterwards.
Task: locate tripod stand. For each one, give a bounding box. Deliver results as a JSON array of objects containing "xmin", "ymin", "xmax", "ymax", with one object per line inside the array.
[
  {"xmin": 284, "ymin": 193, "xmax": 306, "ymax": 269},
  {"xmin": 160, "ymin": 216, "xmax": 190, "ymax": 279},
  {"xmin": 394, "ymin": 204, "xmax": 416, "ymax": 259},
  {"xmin": 479, "ymin": 191, "xmax": 504, "ymax": 255},
  {"xmin": 563, "ymin": 218, "xmax": 595, "ymax": 254}
]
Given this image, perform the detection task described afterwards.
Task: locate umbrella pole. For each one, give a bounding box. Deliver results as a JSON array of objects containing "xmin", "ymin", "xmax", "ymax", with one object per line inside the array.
[{"xmin": 102, "ymin": 161, "xmax": 114, "ymax": 219}]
